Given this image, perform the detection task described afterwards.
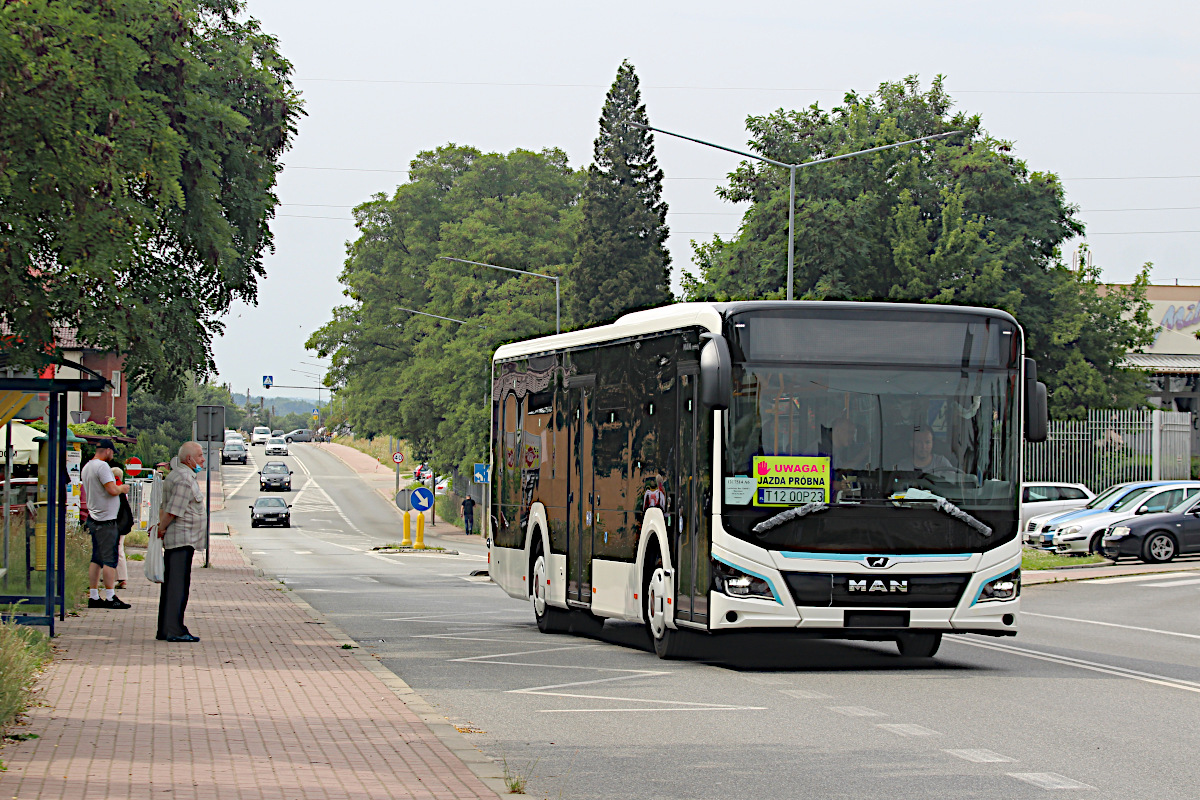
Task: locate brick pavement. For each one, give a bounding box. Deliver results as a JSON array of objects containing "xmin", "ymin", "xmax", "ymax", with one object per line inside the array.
[{"xmin": 0, "ymin": 538, "xmax": 502, "ymax": 799}]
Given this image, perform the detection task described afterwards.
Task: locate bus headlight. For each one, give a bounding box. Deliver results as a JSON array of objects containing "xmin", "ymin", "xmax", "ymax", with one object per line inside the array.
[
  {"xmin": 713, "ymin": 560, "xmax": 775, "ymax": 601},
  {"xmin": 976, "ymin": 569, "xmax": 1020, "ymax": 604}
]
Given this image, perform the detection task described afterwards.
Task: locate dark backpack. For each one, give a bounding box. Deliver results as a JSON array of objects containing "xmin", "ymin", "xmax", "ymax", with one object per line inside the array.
[{"xmin": 116, "ymin": 494, "xmax": 134, "ymax": 536}]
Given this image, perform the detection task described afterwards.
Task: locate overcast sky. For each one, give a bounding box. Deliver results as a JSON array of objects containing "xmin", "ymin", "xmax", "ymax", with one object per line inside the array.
[{"xmin": 215, "ymin": 0, "xmax": 1200, "ymax": 402}]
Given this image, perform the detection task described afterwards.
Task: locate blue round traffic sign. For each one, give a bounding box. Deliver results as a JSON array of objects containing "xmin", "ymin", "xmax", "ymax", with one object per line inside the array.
[{"xmin": 410, "ymin": 487, "xmax": 434, "ymax": 512}]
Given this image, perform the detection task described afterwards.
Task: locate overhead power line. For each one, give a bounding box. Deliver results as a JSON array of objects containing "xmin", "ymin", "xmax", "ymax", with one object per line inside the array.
[{"xmin": 295, "ymin": 77, "xmax": 1200, "ymax": 97}]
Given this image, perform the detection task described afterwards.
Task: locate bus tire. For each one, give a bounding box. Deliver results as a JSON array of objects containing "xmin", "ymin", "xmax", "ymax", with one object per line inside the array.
[
  {"xmin": 532, "ymin": 549, "xmax": 571, "ymax": 634},
  {"xmin": 896, "ymin": 632, "xmax": 942, "ymax": 658},
  {"xmin": 645, "ymin": 551, "xmax": 686, "ymax": 659}
]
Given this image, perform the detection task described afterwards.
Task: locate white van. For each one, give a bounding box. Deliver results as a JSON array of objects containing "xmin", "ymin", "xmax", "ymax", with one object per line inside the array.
[{"xmin": 251, "ymin": 426, "xmax": 271, "ymax": 446}]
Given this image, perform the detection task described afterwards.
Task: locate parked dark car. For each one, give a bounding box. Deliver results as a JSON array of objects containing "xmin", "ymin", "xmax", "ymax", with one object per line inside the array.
[
  {"xmin": 258, "ymin": 461, "xmax": 293, "ymax": 492},
  {"xmin": 271, "ymin": 430, "xmax": 284, "ymax": 437},
  {"xmin": 250, "ymin": 496, "xmax": 291, "ymax": 528},
  {"xmin": 221, "ymin": 441, "xmax": 248, "ymax": 465},
  {"xmin": 284, "ymin": 429, "xmax": 313, "ymax": 443},
  {"xmin": 1101, "ymin": 493, "xmax": 1200, "ymax": 563}
]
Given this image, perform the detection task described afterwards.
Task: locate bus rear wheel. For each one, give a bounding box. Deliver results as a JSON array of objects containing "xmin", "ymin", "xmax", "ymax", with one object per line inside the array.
[
  {"xmin": 896, "ymin": 632, "xmax": 942, "ymax": 658},
  {"xmin": 532, "ymin": 551, "xmax": 570, "ymax": 634},
  {"xmin": 645, "ymin": 554, "xmax": 687, "ymax": 659}
]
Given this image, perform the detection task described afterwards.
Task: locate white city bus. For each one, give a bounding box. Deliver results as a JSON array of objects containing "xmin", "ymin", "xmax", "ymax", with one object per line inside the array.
[{"xmin": 488, "ymin": 301, "xmax": 1048, "ymax": 659}]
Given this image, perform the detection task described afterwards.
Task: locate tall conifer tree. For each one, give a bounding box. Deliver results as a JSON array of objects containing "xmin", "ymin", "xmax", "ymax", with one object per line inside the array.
[{"xmin": 568, "ymin": 61, "xmax": 672, "ymax": 327}]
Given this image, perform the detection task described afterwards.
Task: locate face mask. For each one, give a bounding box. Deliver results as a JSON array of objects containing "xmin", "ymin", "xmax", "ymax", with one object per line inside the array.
[{"xmin": 192, "ymin": 463, "xmax": 203, "ymax": 474}]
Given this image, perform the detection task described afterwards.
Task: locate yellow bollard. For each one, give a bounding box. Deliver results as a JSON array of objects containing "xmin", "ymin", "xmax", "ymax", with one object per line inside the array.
[
  {"xmin": 400, "ymin": 510, "xmax": 412, "ymax": 547},
  {"xmin": 414, "ymin": 512, "xmax": 426, "ymax": 550}
]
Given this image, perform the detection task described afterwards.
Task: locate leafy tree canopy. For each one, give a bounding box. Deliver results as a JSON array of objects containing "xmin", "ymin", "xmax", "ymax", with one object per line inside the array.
[
  {"xmin": 684, "ymin": 76, "xmax": 1153, "ymax": 419},
  {"xmin": 568, "ymin": 60, "xmax": 672, "ymax": 327},
  {"xmin": 126, "ymin": 380, "xmax": 244, "ymax": 466},
  {"xmin": 0, "ymin": 0, "xmax": 302, "ymax": 397},
  {"xmin": 309, "ymin": 145, "xmax": 583, "ymax": 475}
]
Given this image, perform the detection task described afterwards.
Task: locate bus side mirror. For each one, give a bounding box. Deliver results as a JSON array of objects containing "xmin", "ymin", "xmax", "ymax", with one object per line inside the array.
[
  {"xmin": 699, "ymin": 333, "xmax": 732, "ymax": 410},
  {"xmin": 1024, "ymin": 357, "xmax": 1048, "ymax": 443}
]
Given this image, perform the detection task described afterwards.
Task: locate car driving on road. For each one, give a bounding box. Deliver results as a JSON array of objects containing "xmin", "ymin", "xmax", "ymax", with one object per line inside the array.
[
  {"xmin": 258, "ymin": 461, "xmax": 293, "ymax": 492},
  {"xmin": 221, "ymin": 440, "xmax": 248, "ymax": 465},
  {"xmin": 265, "ymin": 437, "xmax": 289, "ymax": 456},
  {"xmin": 250, "ymin": 496, "xmax": 291, "ymax": 527},
  {"xmin": 1101, "ymin": 491, "xmax": 1200, "ymax": 563},
  {"xmin": 284, "ymin": 429, "xmax": 313, "ymax": 443},
  {"xmin": 251, "ymin": 426, "xmax": 272, "ymax": 446}
]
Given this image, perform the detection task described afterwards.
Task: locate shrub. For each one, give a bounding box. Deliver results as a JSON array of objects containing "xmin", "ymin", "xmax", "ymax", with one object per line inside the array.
[{"xmin": 0, "ymin": 612, "xmax": 52, "ymax": 729}]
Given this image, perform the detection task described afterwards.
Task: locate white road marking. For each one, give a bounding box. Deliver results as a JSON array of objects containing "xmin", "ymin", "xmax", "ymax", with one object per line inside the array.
[
  {"xmin": 780, "ymin": 689, "xmax": 831, "ymax": 700},
  {"xmin": 1145, "ymin": 577, "xmax": 1200, "ymax": 588},
  {"xmin": 827, "ymin": 706, "xmax": 886, "ymax": 717},
  {"xmin": 951, "ymin": 638, "xmax": 1200, "ymax": 694},
  {"xmin": 1023, "ymin": 612, "xmax": 1200, "ymax": 640},
  {"xmin": 352, "ymin": 576, "xmax": 379, "ymax": 582},
  {"xmin": 944, "ymin": 749, "xmax": 1016, "ymax": 763},
  {"xmin": 293, "ymin": 550, "xmax": 313, "ymax": 555},
  {"xmin": 1087, "ymin": 572, "xmax": 1194, "ymax": 584},
  {"xmin": 1007, "ymin": 772, "xmax": 1096, "ymax": 790},
  {"xmin": 876, "ymin": 723, "xmax": 939, "ymax": 737}
]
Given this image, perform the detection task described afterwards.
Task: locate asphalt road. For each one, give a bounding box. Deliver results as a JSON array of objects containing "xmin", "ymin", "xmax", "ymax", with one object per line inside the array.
[{"xmin": 217, "ymin": 444, "xmax": 1200, "ymax": 800}]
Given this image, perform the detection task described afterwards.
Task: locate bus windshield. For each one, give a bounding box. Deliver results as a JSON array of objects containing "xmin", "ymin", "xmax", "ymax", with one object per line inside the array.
[{"xmin": 720, "ymin": 312, "xmax": 1020, "ymax": 554}]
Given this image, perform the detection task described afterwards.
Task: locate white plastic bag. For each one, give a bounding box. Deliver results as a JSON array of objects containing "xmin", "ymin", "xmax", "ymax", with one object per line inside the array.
[{"xmin": 144, "ymin": 525, "xmax": 165, "ymax": 584}]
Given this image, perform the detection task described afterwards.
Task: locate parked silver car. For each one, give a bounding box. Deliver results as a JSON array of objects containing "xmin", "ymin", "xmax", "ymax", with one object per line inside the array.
[
  {"xmin": 1051, "ymin": 482, "xmax": 1200, "ymax": 555},
  {"xmin": 284, "ymin": 429, "xmax": 313, "ymax": 443}
]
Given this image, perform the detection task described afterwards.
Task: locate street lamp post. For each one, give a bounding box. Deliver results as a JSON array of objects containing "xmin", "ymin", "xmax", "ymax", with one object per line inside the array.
[
  {"xmin": 438, "ymin": 256, "xmax": 560, "ymax": 335},
  {"xmin": 630, "ymin": 122, "xmax": 962, "ymax": 301}
]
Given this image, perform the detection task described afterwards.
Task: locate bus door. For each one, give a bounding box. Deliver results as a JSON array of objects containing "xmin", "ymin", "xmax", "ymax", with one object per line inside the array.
[
  {"xmin": 567, "ymin": 375, "xmax": 596, "ymax": 605},
  {"xmin": 674, "ymin": 366, "xmax": 699, "ymax": 622}
]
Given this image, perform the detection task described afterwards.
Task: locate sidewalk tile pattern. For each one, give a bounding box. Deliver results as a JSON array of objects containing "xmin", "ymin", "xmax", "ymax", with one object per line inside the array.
[{"xmin": 0, "ymin": 539, "xmax": 498, "ymax": 800}]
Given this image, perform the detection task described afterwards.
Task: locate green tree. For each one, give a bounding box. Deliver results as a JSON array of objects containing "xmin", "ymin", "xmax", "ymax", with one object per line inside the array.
[
  {"xmin": 126, "ymin": 381, "xmax": 244, "ymax": 466},
  {"xmin": 0, "ymin": 0, "xmax": 302, "ymax": 397},
  {"xmin": 568, "ymin": 60, "xmax": 672, "ymax": 327},
  {"xmin": 309, "ymin": 145, "xmax": 583, "ymax": 476},
  {"xmin": 684, "ymin": 76, "xmax": 1153, "ymax": 418}
]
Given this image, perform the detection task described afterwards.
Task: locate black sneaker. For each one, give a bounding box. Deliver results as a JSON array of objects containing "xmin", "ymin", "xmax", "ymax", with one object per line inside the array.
[
  {"xmin": 107, "ymin": 596, "xmax": 132, "ymax": 609},
  {"xmin": 88, "ymin": 597, "xmax": 106, "ymax": 608}
]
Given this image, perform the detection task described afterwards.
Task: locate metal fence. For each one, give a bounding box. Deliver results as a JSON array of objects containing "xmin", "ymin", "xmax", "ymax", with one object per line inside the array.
[{"xmin": 1023, "ymin": 410, "xmax": 1193, "ymax": 492}]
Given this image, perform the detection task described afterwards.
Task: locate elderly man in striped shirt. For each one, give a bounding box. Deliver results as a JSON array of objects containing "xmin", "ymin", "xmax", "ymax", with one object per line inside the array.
[{"xmin": 155, "ymin": 441, "xmax": 207, "ymax": 643}]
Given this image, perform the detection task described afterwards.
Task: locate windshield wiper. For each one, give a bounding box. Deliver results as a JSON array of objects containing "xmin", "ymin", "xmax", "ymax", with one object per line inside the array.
[
  {"xmin": 752, "ymin": 502, "xmax": 829, "ymax": 534},
  {"xmin": 890, "ymin": 489, "xmax": 992, "ymax": 537}
]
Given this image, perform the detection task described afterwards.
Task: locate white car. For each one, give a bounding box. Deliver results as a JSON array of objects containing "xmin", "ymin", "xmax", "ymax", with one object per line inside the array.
[
  {"xmin": 1020, "ymin": 482, "xmax": 1094, "ymax": 529},
  {"xmin": 1051, "ymin": 482, "xmax": 1200, "ymax": 555},
  {"xmin": 265, "ymin": 437, "xmax": 289, "ymax": 456},
  {"xmin": 251, "ymin": 426, "xmax": 272, "ymax": 446}
]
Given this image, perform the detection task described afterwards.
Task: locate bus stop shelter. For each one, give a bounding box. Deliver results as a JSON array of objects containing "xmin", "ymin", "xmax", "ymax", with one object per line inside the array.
[{"xmin": 1, "ymin": 365, "xmax": 107, "ymax": 635}]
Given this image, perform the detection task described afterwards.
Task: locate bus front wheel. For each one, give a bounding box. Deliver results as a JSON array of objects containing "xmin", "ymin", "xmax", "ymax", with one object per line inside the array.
[
  {"xmin": 896, "ymin": 632, "xmax": 942, "ymax": 658},
  {"xmin": 645, "ymin": 557, "xmax": 687, "ymax": 659}
]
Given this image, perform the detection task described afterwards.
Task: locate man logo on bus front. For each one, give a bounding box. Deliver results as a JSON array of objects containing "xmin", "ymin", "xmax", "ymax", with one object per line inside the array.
[{"xmin": 865, "ymin": 556, "xmax": 890, "ymax": 568}]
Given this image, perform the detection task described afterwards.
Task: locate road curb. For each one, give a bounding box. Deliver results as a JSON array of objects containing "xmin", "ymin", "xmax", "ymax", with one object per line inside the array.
[
  {"xmin": 226, "ymin": 527, "xmax": 509, "ymax": 798},
  {"xmin": 1024, "ymin": 561, "xmax": 1200, "ymax": 586}
]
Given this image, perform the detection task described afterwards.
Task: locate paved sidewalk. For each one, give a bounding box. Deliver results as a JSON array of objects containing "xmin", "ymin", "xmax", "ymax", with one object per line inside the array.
[
  {"xmin": 0, "ymin": 538, "xmax": 502, "ymax": 800},
  {"xmin": 1023, "ymin": 555, "xmax": 1200, "ymax": 585}
]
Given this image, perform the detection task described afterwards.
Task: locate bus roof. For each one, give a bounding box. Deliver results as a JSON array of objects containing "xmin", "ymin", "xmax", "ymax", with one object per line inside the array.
[{"xmin": 492, "ymin": 301, "xmax": 1019, "ymax": 362}]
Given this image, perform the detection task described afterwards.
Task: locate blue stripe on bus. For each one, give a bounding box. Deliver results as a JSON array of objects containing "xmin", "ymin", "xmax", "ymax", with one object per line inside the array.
[
  {"xmin": 712, "ymin": 554, "xmax": 784, "ymax": 605},
  {"xmin": 778, "ymin": 552, "xmax": 972, "ymax": 561}
]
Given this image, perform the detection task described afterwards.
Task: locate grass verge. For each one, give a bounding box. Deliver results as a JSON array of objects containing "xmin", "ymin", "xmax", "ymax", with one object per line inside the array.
[
  {"xmin": 2, "ymin": 520, "xmax": 93, "ymax": 616},
  {"xmin": 1021, "ymin": 548, "xmax": 1108, "ymax": 570},
  {"xmin": 332, "ymin": 435, "xmax": 406, "ymax": 469},
  {"xmin": 0, "ymin": 611, "xmax": 52, "ymax": 730}
]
